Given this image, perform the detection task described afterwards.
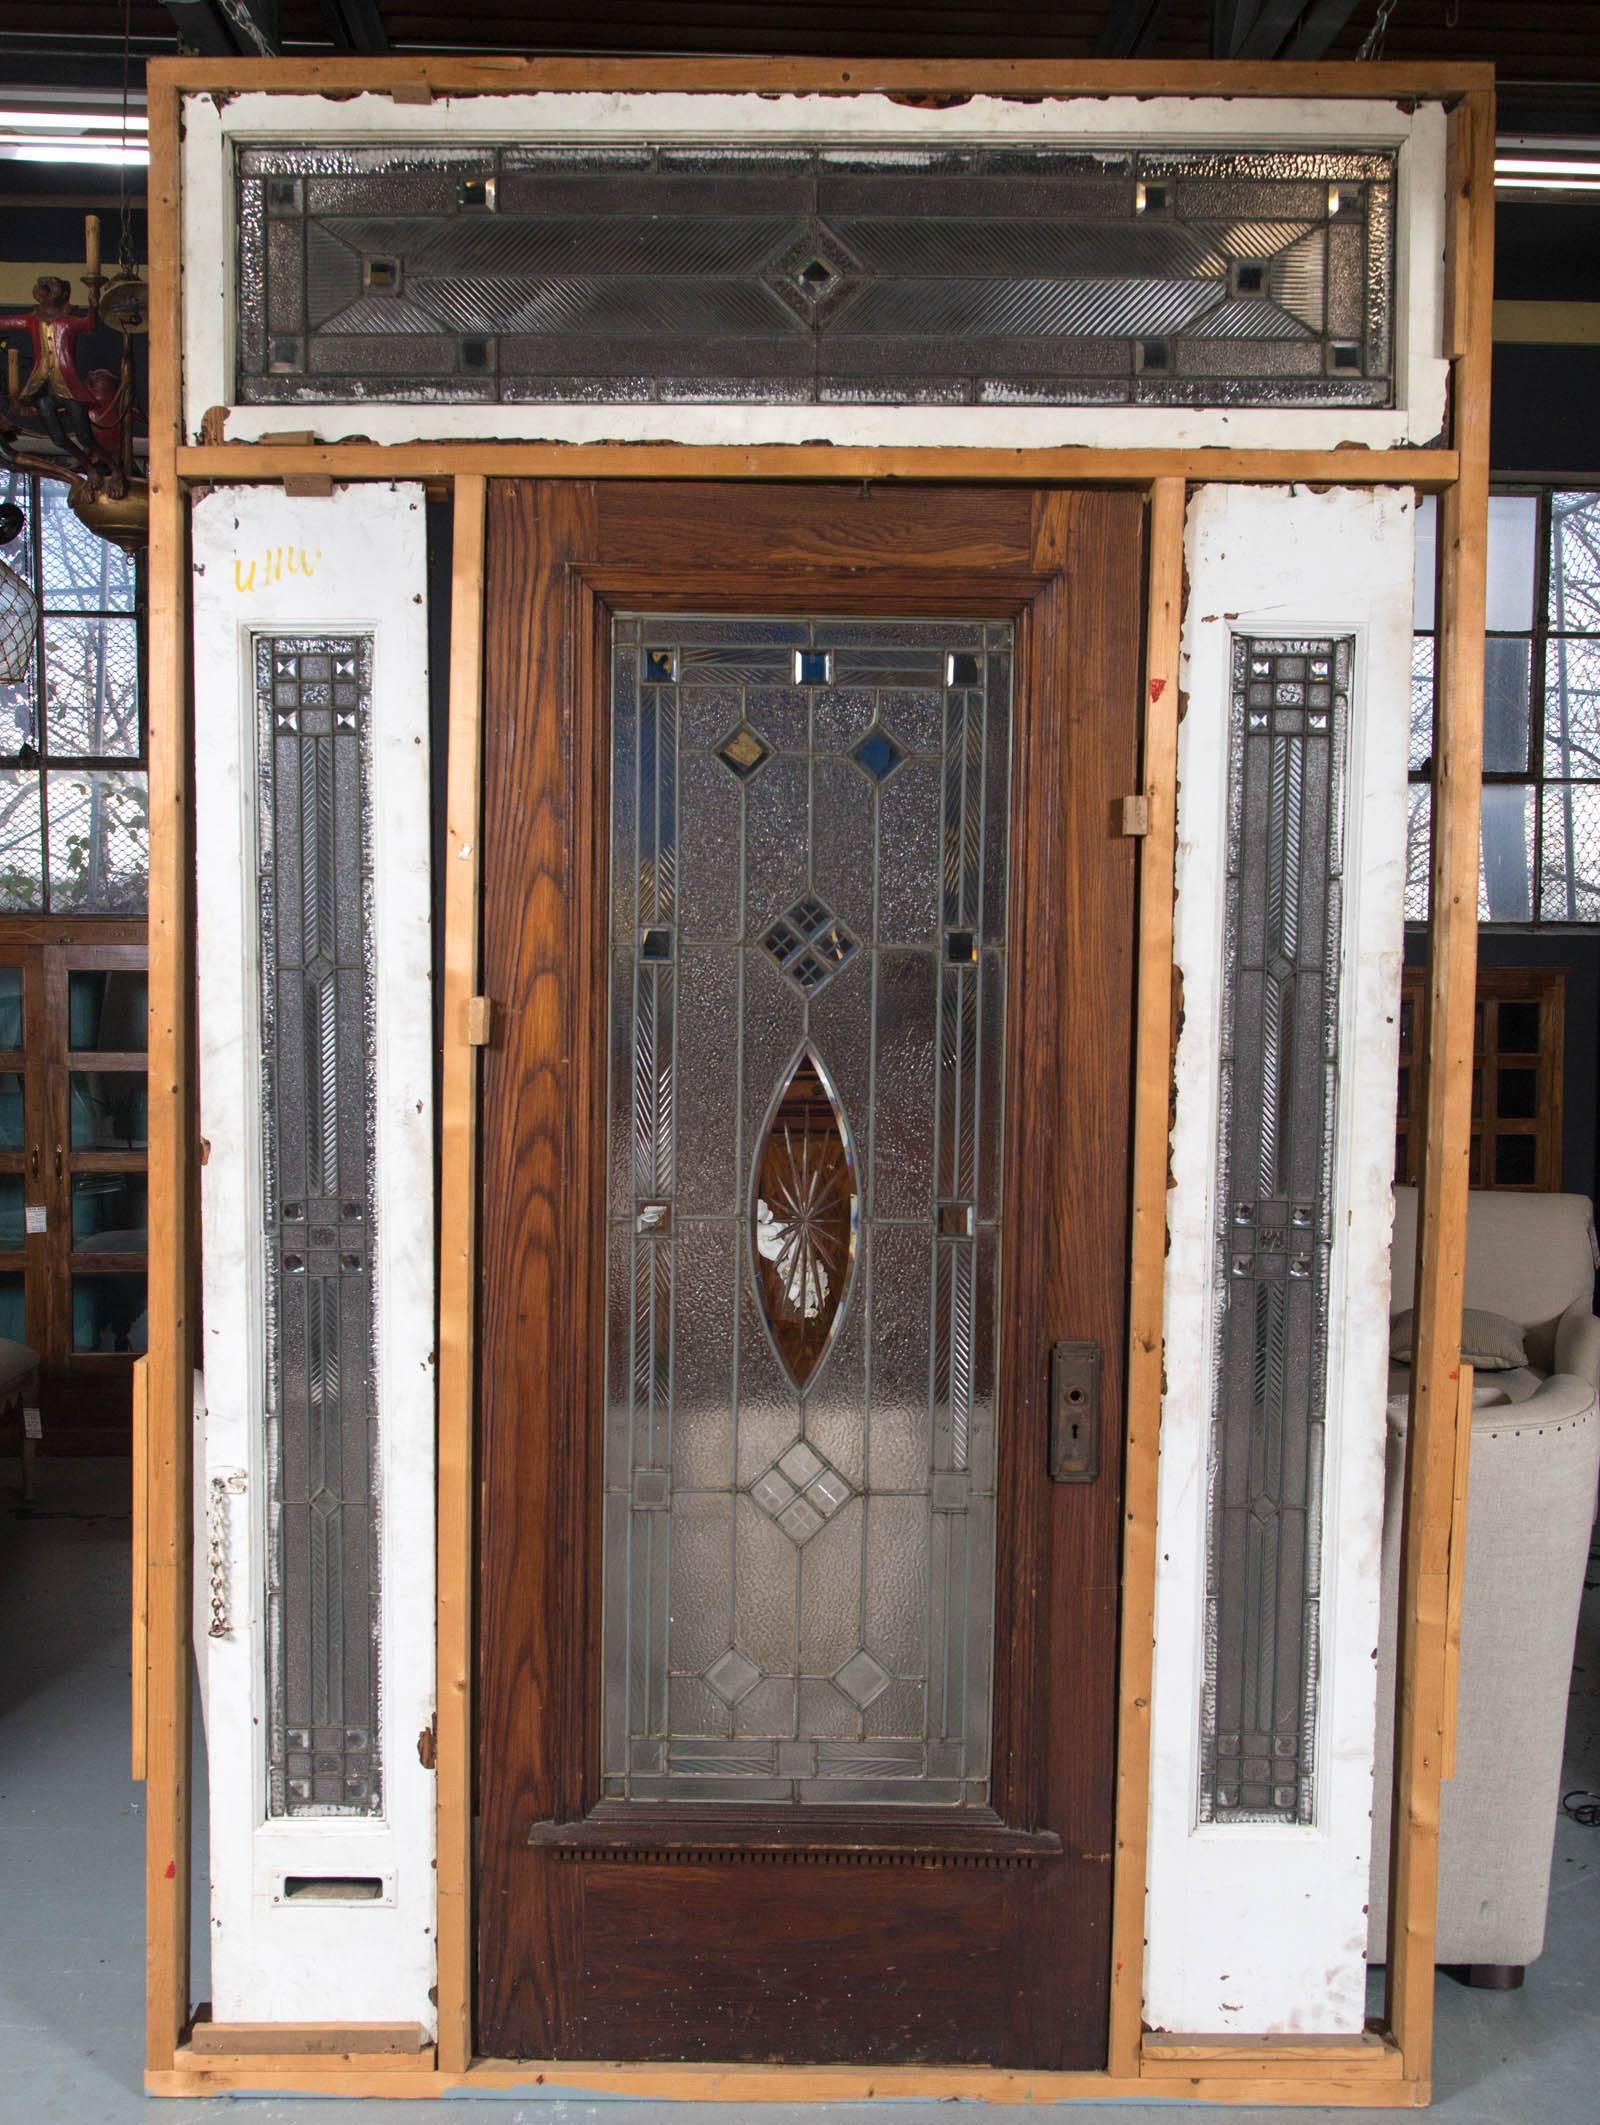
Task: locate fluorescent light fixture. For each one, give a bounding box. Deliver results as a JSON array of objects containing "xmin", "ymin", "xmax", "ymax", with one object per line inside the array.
[
  {"xmin": 0, "ymin": 105, "xmax": 148, "ymax": 167},
  {"xmin": 1495, "ymin": 135, "xmax": 1600, "ymax": 191},
  {"xmin": 1496, "ymin": 174, "xmax": 1600, "ymax": 193}
]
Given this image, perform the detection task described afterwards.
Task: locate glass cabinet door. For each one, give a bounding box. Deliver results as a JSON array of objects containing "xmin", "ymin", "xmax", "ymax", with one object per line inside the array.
[{"xmin": 59, "ymin": 954, "xmax": 148, "ymax": 1359}]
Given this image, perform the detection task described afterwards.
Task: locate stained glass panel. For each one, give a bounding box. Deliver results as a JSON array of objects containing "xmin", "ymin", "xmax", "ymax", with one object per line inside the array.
[
  {"xmin": 1200, "ymin": 635, "xmax": 1351, "ymax": 1826},
  {"xmin": 256, "ymin": 634, "xmax": 380, "ymax": 1817},
  {"xmin": 236, "ymin": 143, "xmax": 1398, "ymax": 411},
  {"xmin": 603, "ymin": 613, "xmax": 1012, "ymax": 1805}
]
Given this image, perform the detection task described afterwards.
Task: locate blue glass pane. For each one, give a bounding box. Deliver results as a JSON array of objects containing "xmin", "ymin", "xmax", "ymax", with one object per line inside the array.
[
  {"xmin": 0, "ymin": 966, "xmax": 20, "ymax": 1049},
  {"xmin": 0, "ymin": 1176, "xmax": 22, "ymax": 1249},
  {"xmin": 0, "ymin": 1269, "xmax": 24, "ymax": 1343}
]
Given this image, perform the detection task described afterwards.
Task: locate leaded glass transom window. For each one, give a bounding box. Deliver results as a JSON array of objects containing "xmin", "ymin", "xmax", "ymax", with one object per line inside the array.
[
  {"xmin": 603, "ymin": 614, "xmax": 1012, "ymax": 1805},
  {"xmin": 236, "ymin": 144, "xmax": 1396, "ymax": 411}
]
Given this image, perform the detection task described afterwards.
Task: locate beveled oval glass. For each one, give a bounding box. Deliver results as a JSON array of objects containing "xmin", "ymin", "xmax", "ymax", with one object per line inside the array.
[{"xmin": 750, "ymin": 1043, "xmax": 859, "ymax": 1395}]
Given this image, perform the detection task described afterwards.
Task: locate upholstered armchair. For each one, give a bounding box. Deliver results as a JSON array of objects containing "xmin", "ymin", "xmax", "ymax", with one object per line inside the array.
[{"xmin": 1369, "ymin": 1186, "xmax": 1600, "ymax": 1987}]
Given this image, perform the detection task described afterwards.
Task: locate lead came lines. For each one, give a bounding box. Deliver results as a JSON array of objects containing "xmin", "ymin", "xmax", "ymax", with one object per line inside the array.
[{"xmin": 602, "ymin": 614, "xmax": 1013, "ymax": 1803}]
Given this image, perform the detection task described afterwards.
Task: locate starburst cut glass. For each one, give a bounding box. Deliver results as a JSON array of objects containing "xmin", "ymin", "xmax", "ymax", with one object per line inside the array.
[{"xmin": 752, "ymin": 1047, "xmax": 857, "ymax": 1393}]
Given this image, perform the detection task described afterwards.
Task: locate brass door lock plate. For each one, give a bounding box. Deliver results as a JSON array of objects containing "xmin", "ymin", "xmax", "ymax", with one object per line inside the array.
[{"xmin": 1049, "ymin": 1340, "xmax": 1101, "ymax": 1483}]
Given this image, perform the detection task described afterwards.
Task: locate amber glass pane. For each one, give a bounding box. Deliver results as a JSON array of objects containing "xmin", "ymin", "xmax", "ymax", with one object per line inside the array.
[{"xmin": 752, "ymin": 1049, "xmax": 856, "ymax": 1393}]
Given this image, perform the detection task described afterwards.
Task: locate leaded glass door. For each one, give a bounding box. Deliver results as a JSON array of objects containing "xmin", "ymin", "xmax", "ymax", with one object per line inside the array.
[
  {"xmin": 476, "ymin": 482, "xmax": 1142, "ymax": 2070},
  {"xmin": 602, "ymin": 613, "xmax": 1009, "ymax": 1808}
]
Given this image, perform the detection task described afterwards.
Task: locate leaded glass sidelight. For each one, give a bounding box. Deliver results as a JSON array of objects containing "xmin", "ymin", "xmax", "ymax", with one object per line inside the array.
[
  {"xmin": 1199, "ymin": 634, "xmax": 1352, "ymax": 1826},
  {"xmin": 603, "ymin": 614, "xmax": 1013, "ymax": 1805},
  {"xmin": 256, "ymin": 634, "xmax": 380, "ymax": 1817}
]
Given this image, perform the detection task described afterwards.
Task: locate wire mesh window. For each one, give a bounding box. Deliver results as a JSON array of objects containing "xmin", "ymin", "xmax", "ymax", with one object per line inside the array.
[
  {"xmin": 1411, "ymin": 488, "xmax": 1600, "ymax": 925},
  {"xmin": 0, "ymin": 470, "xmax": 147, "ymax": 915}
]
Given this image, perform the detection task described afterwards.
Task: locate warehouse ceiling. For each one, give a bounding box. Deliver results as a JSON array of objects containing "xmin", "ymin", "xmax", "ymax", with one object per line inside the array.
[{"xmin": 0, "ymin": 1, "xmax": 1596, "ymax": 135}]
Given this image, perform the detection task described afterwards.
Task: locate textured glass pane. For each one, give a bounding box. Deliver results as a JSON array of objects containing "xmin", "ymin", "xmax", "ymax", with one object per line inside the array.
[
  {"xmin": 603, "ymin": 612, "xmax": 1011, "ymax": 1805},
  {"xmin": 0, "ymin": 966, "xmax": 19, "ymax": 1050},
  {"xmin": 0, "ymin": 666, "xmax": 35, "ymax": 750},
  {"xmin": 1485, "ymin": 494, "xmax": 1538, "ymax": 632},
  {"xmin": 1409, "ymin": 637, "xmax": 1434, "ymax": 773},
  {"xmin": 1540, "ymin": 783, "xmax": 1600, "ymax": 922},
  {"xmin": 0, "ymin": 770, "xmax": 43, "ymax": 912},
  {"xmin": 38, "ymin": 478, "xmax": 135, "ymax": 612},
  {"xmin": 1479, "ymin": 783, "xmax": 1534, "ymax": 922},
  {"xmin": 1482, "ymin": 637, "xmax": 1531, "ymax": 775},
  {"xmin": 46, "ymin": 768, "xmax": 147, "ymax": 912},
  {"xmin": 1201, "ymin": 635, "xmax": 1351, "ymax": 1826},
  {"xmin": 68, "ymin": 969, "xmax": 147, "ymax": 1051},
  {"xmin": 1550, "ymin": 491, "xmax": 1600, "ymax": 634},
  {"xmin": 1543, "ymin": 635, "xmax": 1600, "ymax": 779},
  {"xmin": 237, "ymin": 143, "xmax": 1396, "ymax": 411},
  {"xmin": 71, "ymin": 1271, "xmax": 146, "ymax": 1352},
  {"xmin": 1413, "ymin": 495, "xmax": 1437, "ymax": 633},
  {"xmin": 1405, "ymin": 782, "xmax": 1432, "ymax": 921},
  {"xmin": 41, "ymin": 616, "xmax": 140, "ymax": 757},
  {"xmin": 71, "ymin": 1172, "xmax": 148, "ymax": 1252},
  {"xmin": 69, "ymin": 1070, "xmax": 146, "ymax": 1150}
]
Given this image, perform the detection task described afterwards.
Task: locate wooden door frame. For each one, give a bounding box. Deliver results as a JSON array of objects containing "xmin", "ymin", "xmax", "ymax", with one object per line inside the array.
[
  {"xmin": 469, "ymin": 484, "xmax": 1140, "ymax": 2068},
  {"xmin": 140, "ymin": 57, "xmax": 1494, "ymax": 2108}
]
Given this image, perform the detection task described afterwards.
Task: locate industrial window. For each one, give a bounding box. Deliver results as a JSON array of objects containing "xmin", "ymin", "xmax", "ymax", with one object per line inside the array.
[
  {"xmin": 1411, "ymin": 488, "xmax": 1600, "ymax": 926},
  {"xmin": 0, "ymin": 470, "xmax": 147, "ymax": 915}
]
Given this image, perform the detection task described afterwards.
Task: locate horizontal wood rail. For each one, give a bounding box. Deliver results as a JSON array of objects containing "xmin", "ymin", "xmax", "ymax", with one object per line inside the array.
[
  {"xmin": 176, "ymin": 445, "xmax": 1460, "ymax": 491},
  {"xmin": 150, "ymin": 55, "xmax": 1491, "ymax": 98}
]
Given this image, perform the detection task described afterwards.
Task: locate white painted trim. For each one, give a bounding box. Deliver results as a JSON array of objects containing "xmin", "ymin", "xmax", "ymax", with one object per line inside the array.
[
  {"xmin": 180, "ymin": 90, "xmax": 1448, "ymax": 452},
  {"xmin": 192, "ymin": 483, "xmax": 436, "ymax": 2031},
  {"xmin": 1144, "ymin": 483, "xmax": 1410, "ymax": 2035}
]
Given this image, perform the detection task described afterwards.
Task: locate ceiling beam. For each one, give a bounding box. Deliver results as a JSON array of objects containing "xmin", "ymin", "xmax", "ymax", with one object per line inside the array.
[
  {"xmin": 1282, "ymin": 0, "xmax": 1365, "ymax": 60},
  {"xmin": 1210, "ymin": 0, "xmax": 1264, "ymax": 58},
  {"xmin": 1096, "ymin": 0, "xmax": 1172, "ymax": 59},
  {"xmin": 162, "ymin": 0, "xmax": 279, "ymax": 58},
  {"xmin": 320, "ymin": 0, "xmax": 390, "ymax": 53}
]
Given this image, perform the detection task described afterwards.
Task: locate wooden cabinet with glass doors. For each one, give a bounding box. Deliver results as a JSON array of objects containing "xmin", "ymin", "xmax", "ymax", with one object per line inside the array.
[{"xmin": 0, "ymin": 927, "xmax": 147, "ymax": 1451}]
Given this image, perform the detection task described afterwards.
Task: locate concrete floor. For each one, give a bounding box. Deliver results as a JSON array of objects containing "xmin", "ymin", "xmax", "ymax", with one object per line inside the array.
[{"xmin": 2, "ymin": 1456, "xmax": 1595, "ymax": 2124}]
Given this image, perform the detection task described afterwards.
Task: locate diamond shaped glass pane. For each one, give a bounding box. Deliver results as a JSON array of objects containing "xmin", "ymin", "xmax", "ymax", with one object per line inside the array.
[{"xmin": 851, "ymin": 726, "xmax": 904, "ymax": 783}]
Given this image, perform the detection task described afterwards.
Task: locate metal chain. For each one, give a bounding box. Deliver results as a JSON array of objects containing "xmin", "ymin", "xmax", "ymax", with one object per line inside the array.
[
  {"xmin": 207, "ymin": 1476, "xmax": 233, "ymax": 1639},
  {"xmin": 1358, "ymin": 0, "xmax": 1400, "ymax": 61}
]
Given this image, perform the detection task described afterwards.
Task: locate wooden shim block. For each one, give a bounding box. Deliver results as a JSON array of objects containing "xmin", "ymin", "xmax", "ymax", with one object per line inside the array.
[
  {"xmin": 1120, "ymin": 793, "xmax": 1151, "ymax": 836},
  {"xmin": 463, "ymin": 994, "xmax": 494, "ymax": 1046},
  {"xmin": 187, "ymin": 2020, "xmax": 430, "ymax": 2058},
  {"xmin": 1440, "ymin": 1363, "xmax": 1474, "ymax": 1781},
  {"xmin": 282, "ymin": 474, "xmax": 334, "ymax": 497},
  {"xmin": 130, "ymin": 1354, "xmax": 148, "ymax": 1781}
]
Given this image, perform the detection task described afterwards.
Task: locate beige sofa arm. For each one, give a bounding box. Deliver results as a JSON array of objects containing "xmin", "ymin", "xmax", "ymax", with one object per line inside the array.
[{"xmin": 1554, "ymin": 1300, "xmax": 1600, "ymax": 1396}]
